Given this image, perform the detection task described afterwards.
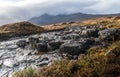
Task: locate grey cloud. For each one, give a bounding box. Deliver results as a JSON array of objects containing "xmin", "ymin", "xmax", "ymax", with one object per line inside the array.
[
  {"xmin": 0, "ymin": 0, "xmax": 120, "ymax": 25},
  {"xmin": 0, "ymin": 0, "xmax": 98, "ymax": 25},
  {"xmin": 86, "ymin": 0, "xmax": 120, "ymax": 14}
]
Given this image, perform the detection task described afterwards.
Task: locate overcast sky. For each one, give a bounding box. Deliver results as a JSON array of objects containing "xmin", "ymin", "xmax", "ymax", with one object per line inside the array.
[{"xmin": 0, "ymin": 0, "xmax": 120, "ymax": 25}]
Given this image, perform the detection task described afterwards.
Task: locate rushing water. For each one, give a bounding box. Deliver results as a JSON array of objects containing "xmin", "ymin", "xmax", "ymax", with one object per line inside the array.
[{"xmin": 0, "ymin": 35, "xmax": 60, "ymax": 77}]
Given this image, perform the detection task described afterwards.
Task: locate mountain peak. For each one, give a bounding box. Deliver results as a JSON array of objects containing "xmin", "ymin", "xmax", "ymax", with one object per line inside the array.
[
  {"xmin": 40, "ymin": 13, "xmax": 51, "ymax": 17},
  {"xmin": 28, "ymin": 13, "xmax": 120, "ymax": 25}
]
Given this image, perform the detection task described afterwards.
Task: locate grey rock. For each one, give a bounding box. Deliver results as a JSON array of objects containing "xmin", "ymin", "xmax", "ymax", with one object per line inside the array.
[
  {"xmin": 0, "ymin": 61, "xmax": 3, "ymax": 66},
  {"xmin": 64, "ymin": 26, "xmax": 82, "ymax": 32},
  {"xmin": 81, "ymin": 29, "xmax": 98, "ymax": 37},
  {"xmin": 37, "ymin": 61, "xmax": 49, "ymax": 67},
  {"xmin": 79, "ymin": 38, "xmax": 94, "ymax": 45},
  {"xmin": 3, "ymin": 59, "xmax": 19, "ymax": 67},
  {"xmin": 16, "ymin": 40, "xmax": 27, "ymax": 48},
  {"xmin": 49, "ymin": 40, "xmax": 64, "ymax": 50},
  {"xmin": 98, "ymin": 28, "xmax": 118, "ymax": 41},
  {"xmin": 62, "ymin": 33, "xmax": 80, "ymax": 40},
  {"xmin": 28, "ymin": 37, "xmax": 39, "ymax": 44},
  {"xmin": 59, "ymin": 41, "xmax": 87, "ymax": 56},
  {"xmin": 36, "ymin": 43, "xmax": 48, "ymax": 52},
  {"xmin": 40, "ymin": 57, "xmax": 49, "ymax": 62},
  {"xmin": 0, "ymin": 37, "xmax": 60, "ymax": 77},
  {"xmin": 28, "ymin": 37, "xmax": 39, "ymax": 49}
]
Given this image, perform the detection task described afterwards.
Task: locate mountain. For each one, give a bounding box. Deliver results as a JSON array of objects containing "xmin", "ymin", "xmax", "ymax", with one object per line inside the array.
[{"xmin": 28, "ymin": 13, "xmax": 120, "ymax": 25}]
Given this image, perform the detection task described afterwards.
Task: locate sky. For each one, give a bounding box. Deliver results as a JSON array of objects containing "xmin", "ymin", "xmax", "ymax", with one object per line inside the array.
[{"xmin": 0, "ymin": 0, "xmax": 120, "ymax": 25}]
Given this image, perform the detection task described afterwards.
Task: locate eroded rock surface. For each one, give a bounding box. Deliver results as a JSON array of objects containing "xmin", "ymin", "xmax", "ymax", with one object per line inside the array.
[
  {"xmin": 0, "ymin": 38, "xmax": 60, "ymax": 77},
  {"xmin": 0, "ymin": 25, "xmax": 120, "ymax": 77}
]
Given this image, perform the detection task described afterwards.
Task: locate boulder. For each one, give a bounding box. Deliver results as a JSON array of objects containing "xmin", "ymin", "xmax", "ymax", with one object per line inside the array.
[
  {"xmin": 28, "ymin": 37, "xmax": 39, "ymax": 44},
  {"xmin": 16, "ymin": 40, "xmax": 28, "ymax": 48},
  {"xmin": 28, "ymin": 37, "xmax": 39, "ymax": 49},
  {"xmin": 49, "ymin": 40, "xmax": 64, "ymax": 50},
  {"xmin": 98, "ymin": 28, "xmax": 119, "ymax": 41},
  {"xmin": 36, "ymin": 43, "xmax": 48, "ymax": 52},
  {"xmin": 59, "ymin": 41, "xmax": 87, "ymax": 56},
  {"xmin": 3, "ymin": 59, "xmax": 19, "ymax": 67},
  {"xmin": 81, "ymin": 29, "xmax": 98, "ymax": 37},
  {"xmin": 79, "ymin": 38, "xmax": 95, "ymax": 45},
  {"xmin": 62, "ymin": 33, "xmax": 80, "ymax": 40},
  {"xmin": 64, "ymin": 26, "xmax": 82, "ymax": 32},
  {"xmin": 62, "ymin": 26, "xmax": 82, "ymax": 35}
]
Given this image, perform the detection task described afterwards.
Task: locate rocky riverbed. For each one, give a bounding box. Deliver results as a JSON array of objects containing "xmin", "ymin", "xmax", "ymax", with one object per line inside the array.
[
  {"xmin": 0, "ymin": 25, "xmax": 120, "ymax": 77},
  {"xmin": 0, "ymin": 34, "xmax": 62, "ymax": 77}
]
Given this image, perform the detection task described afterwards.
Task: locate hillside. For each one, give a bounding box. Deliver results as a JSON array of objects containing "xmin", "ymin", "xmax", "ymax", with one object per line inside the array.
[
  {"xmin": 1, "ymin": 16, "xmax": 120, "ymax": 41},
  {"xmin": 28, "ymin": 13, "xmax": 120, "ymax": 25},
  {"xmin": 0, "ymin": 21, "xmax": 44, "ymax": 40},
  {"xmin": 0, "ymin": 16, "xmax": 120, "ymax": 77},
  {"xmin": 11, "ymin": 16, "xmax": 120, "ymax": 77},
  {"xmin": 43, "ymin": 16, "xmax": 120, "ymax": 31}
]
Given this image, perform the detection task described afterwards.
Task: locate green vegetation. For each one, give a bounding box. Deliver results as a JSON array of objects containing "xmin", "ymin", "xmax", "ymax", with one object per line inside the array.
[
  {"xmin": 12, "ymin": 40, "xmax": 120, "ymax": 77},
  {"xmin": 12, "ymin": 66, "xmax": 39, "ymax": 77}
]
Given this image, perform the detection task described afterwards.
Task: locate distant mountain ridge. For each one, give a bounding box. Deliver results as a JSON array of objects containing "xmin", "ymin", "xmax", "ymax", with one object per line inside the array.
[{"xmin": 28, "ymin": 13, "xmax": 120, "ymax": 25}]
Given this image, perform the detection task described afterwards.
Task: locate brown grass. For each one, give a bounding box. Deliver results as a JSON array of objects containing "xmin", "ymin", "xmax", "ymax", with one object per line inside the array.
[
  {"xmin": 38, "ymin": 40, "xmax": 120, "ymax": 77},
  {"xmin": 0, "ymin": 21, "xmax": 44, "ymax": 33},
  {"xmin": 0, "ymin": 16, "xmax": 120, "ymax": 36},
  {"xmin": 12, "ymin": 40, "xmax": 120, "ymax": 77},
  {"xmin": 42, "ymin": 16, "xmax": 120, "ymax": 31}
]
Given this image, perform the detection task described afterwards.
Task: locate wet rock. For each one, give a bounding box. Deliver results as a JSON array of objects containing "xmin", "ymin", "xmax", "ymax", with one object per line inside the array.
[
  {"xmin": 98, "ymin": 28, "xmax": 118, "ymax": 41},
  {"xmin": 117, "ymin": 29, "xmax": 120, "ymax": 39},
  {"xmin": 36, "ymin": 43, "xmax": 48, "ymax": 52},
  {"xmin": 94, "ymin": 38, "xmax": 102, "ymax": 45},
  {"xmin": 16, "ymin": 40, "xmax": 28, "ymax": 48},
  {"xmin": 28, "ymin": 37, "xmax": 39, "ymax": 44},
  {"xmin": 28, "ymin": 37, "xmax": 39, "ymax": 49},
  {"xmin": 62, "ymin": 33, "xmax": 80, "ymax": 40},
  {"xmin": 37, "ymin": 61, "xmax": 49, "ymax": 67},
  {"xmin": 49, "ymin": 40, "xmax": 64, "ymax": 50},
  {"xmin": 81, "ymin": 29, "xmax": 99, "ymax": 37},
  {"xmin": 0, "ymin": 37, "xmax": 61, "ymax": 77},
  {"xmin": 3, "ymin": 59, "xmax": 19, "ymax": 67},
  {"xmin": 79, "ymin": 38, "xmax": 95, "ymax": 45},
  {"xmin": 64, "ymin": 26, "xmax": 82, "ymax": 32},
  {"xmin": 59, "ymin": 41, "xmax": 87, "ymax": 56},
  {"xmin": 0, "ymin": 61, "xmax": 3, "ymax": 66},
  {"xmin": 40, "ymin": 57, "xmax": 49, "ymax": 62},
  {"xmin": 29, "ymin": 37, "xmax": 39, "ymax": 43}
]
